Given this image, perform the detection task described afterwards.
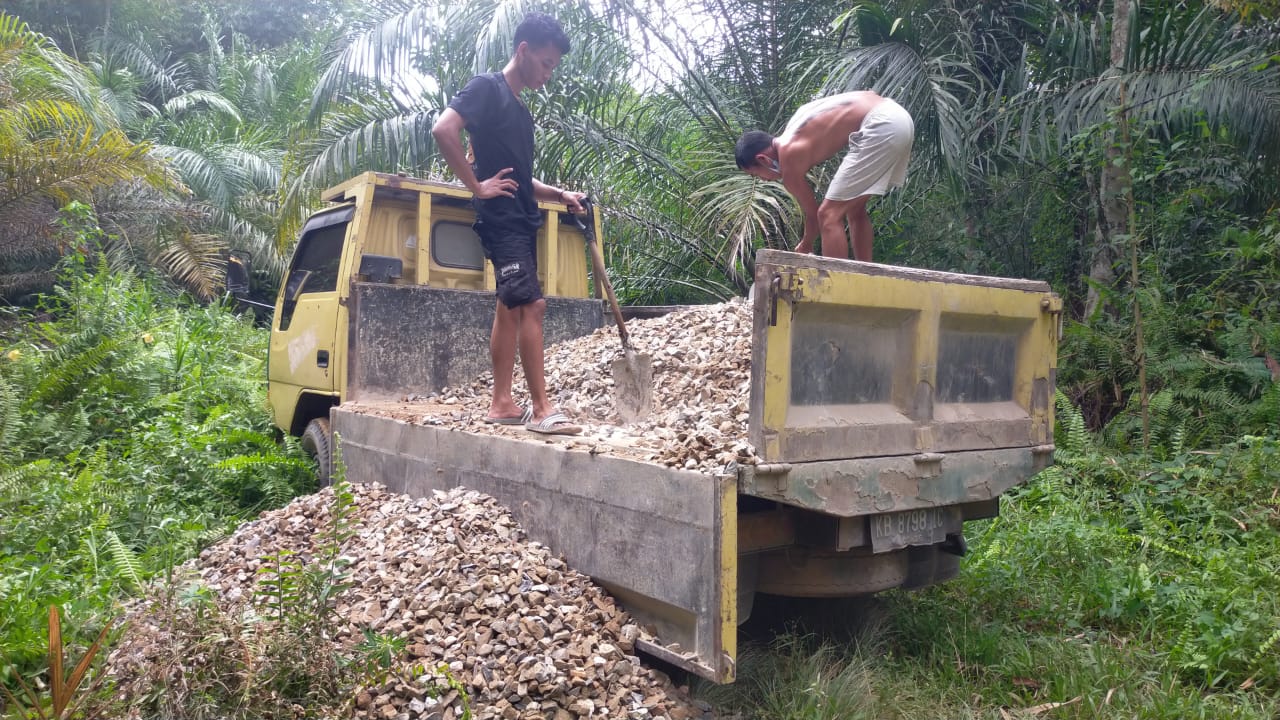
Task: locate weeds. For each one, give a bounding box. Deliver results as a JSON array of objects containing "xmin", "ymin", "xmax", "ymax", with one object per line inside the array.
[
  {"xmin": 96, "ymin": 478, "xmax": 369, "ymax": 718},
  {"xmin": 0, "ymin": 257, "xmax": 311, "ymax": 697},
  {"xmin": 0, "ymin": 607, "xmax": 112, "ymax": 720}
]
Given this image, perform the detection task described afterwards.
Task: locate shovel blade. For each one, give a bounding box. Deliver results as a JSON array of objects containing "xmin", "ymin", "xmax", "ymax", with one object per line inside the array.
[{"xmin": 612, "ymin": 350, "xmax": 653, "ymax": 423}]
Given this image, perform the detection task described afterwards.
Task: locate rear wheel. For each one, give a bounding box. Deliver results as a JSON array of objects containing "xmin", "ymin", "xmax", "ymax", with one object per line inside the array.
[{"xmin": 300, "ymin": 417, "xmax": 333, "ymax": 487}]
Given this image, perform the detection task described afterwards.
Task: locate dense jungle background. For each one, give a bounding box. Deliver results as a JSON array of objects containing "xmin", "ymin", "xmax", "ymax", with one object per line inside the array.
[{"xmin": 0, "ymin": 0, "xmax": 1278, "ymax": 717}]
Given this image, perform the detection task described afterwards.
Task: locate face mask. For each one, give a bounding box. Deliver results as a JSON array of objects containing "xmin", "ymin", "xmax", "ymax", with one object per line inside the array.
[{"xmin": 768, "ymin": 158, "xmax": 781, "ymax": 174}]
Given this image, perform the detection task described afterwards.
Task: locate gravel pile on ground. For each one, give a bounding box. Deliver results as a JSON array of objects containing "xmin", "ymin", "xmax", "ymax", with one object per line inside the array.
[
  {"xmin": 105, "ymin": 484, "xmax": 708, "ymax": 720},
  {"xmin": 424, "ymin": 300, "xmax": 757, "ymax": 474}
]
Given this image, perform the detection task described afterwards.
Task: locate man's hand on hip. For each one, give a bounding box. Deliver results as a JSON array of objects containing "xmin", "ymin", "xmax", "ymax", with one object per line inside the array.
[{"xmin": 475, "ymin": 168, "xmax": 517, "ymax": 199}]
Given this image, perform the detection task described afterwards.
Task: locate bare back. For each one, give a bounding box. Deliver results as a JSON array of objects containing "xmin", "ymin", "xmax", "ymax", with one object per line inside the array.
[{"xmin": 778, "ymin": 91, "xmax": 884, "ymax": 172}]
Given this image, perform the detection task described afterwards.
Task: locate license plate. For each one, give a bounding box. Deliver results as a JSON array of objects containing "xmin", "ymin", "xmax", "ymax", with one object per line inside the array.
[{"xmin": 869, "ymin": 507, "xmax": 962, "ymax": 553}]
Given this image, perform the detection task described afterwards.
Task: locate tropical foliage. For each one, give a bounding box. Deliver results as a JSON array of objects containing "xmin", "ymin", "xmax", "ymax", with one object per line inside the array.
[
  {"xmin": 0, "ymin": 216, "xmax": 313, "ymax": 689},
  {"xmin": 0, "ymin": 0, "xmax": 1276, "ymax": 716},
  {"xmin": 0, "ymin": 14, "xmax": 167, "ymax": 300}
]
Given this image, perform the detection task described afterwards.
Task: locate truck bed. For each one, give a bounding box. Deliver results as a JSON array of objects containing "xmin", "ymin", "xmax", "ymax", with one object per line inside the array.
[
  {"xmin": 334, "ymin": 250, "xmax": 1062, "ymax": 684},
  {"xmin": 341, "ymin": 397, "xmax": 673, "ymax": 465}
]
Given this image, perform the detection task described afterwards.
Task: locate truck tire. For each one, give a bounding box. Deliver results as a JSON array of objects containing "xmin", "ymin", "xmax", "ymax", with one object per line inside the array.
[{"xmin": 300, "ymin": 417, "xmax": 333, "ymax": 487}]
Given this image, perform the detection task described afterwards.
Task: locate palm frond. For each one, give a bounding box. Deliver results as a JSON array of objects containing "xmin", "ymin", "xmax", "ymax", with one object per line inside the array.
[
  {"xmin": 0, "ymin": 128, "xmax": 168, "ymax": 217},
  {"xmin": 306, "ymin": 4, "xmax": 443, "ymax": 125},
  {"xmin": 152, "ymin": 229, "xmax": 226, "ymax": 300},
  {"xmin": 93, "ymin": 32, "xmax": 187, "ymax": 100},
  {"xmin": 691, "ymin": 168, "xmax": 795, "ymax": 282},
  {"xmin": 1008, "ymin": 6, "xmax": 1280, "ymax": 165},
  {"xmin": 279, "ymin": 110, "xmax": 437, "ymax": 248},
  {"xmin": 150, "ymin": 143, "xmax": 240, "ymax": 210},
  {"xmin": 161, "ymin": 89, "xmax": 244, "ymax": 124}
]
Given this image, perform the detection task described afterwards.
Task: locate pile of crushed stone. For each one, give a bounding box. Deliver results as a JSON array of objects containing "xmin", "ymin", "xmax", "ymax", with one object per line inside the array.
[
  {"xmin": 415, "ymin": 300, "xmax": 757, "ymax": 474},
  {"xmin": 104, "ymin": 484, "xmax": 710, "ymax": 720}
]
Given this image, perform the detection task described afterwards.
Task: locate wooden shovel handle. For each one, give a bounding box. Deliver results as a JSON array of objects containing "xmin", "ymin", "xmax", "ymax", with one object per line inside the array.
[{"xmin": 579, "ymin": 200, "xmax": 631, "ymax": 351}]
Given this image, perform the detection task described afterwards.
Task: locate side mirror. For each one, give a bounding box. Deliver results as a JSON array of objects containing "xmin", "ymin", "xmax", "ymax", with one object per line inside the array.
[{"xmin": 226, "ymin": 253, "xmax": 252, "ymax": 297}]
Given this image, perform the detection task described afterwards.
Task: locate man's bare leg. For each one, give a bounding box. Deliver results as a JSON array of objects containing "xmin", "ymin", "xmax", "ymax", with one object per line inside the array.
[
  {"xmin": 487, "ymin": 300, "xmax": 523, "ymax": 419},
  {"xmin": 516, "ymin": 299, "xmax": 555, "ymax": 421},
  {"xmin": 817, "ymin": 199, "xmax": 852, "ymax": 259},
  {"xmin": 845, "ymin": 196, "xmax": 874, "ymax": 262}
]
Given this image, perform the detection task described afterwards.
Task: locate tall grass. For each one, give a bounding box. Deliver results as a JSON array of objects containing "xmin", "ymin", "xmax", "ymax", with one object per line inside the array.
[{"xmin": 0, "ymin": 253, "xmax": 312, "ymax": 689}]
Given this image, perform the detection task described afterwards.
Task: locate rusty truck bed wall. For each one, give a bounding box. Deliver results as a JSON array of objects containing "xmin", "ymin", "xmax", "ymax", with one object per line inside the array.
[
  {"xmin": 346, "ymin": 282, "xmax": 605, "ymax": 401},
  {"xmin": 333, "ymin": 409, "xmax": 739, "ymax": 683},
  {"xmin": 749, "ymin": 250, "xmax": 1060, "ymax": 465}
]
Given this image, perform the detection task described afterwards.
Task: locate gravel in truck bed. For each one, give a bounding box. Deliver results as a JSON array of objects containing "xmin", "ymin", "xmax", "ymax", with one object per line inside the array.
[
  {"xmin": 104, "ymin": 483, "xmax": 709, "ymax": 720},
  {"xmin": 354, "ymin": 300, "xmax": 758, "ymax": 475}
]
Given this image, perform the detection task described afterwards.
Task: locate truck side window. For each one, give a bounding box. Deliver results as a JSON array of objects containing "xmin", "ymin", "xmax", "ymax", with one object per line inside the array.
[{"xmin": 431, "ymin": 221, "xmax": 484, "ymax": 270}]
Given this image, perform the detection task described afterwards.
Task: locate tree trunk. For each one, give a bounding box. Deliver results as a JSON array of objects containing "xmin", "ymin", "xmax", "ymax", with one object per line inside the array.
[
  {"xmin": 1095, "ymin": 0, "xmax": 1149, "ymax": 447},
  {"xmin": 1085, "ymin": 0, "xmax": 1133, "ymax": 321}
]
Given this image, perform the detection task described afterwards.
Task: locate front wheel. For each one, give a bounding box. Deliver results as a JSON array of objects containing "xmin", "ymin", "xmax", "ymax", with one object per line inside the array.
[{"xmin": 300, "ymin": 417, "xmax": 333, "ymax": 487}]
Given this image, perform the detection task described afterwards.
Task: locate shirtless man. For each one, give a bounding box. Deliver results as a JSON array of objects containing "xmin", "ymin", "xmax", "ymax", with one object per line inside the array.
[{"xmin": 735, "ymin": 91, "xmax": 913, "ymax": 261}]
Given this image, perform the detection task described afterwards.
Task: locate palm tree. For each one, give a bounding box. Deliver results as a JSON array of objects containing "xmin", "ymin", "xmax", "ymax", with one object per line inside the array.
[
  {"xmin": 0, "ymin": 13, "xmax": 168, "ymax": 300},
  {"xmin": 287, "ymin": 0, "xmax": 848, "ymax": 300},
  {"xmin": 84, "ymin": 24, "xmax": 329, "ymax": 297},
  {"xmin": 1006, "ymin": 2, "xmax": 1280, "ymax": 317},
  {"xmin": 605, "ymin": 0, "xmax": 848, "ymax": 298}
]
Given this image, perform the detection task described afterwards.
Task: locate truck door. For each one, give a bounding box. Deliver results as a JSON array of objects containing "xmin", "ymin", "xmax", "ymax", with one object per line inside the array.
[{"xmin": 268, "ymin": 206, "xmax": 353, "ymax": 429}]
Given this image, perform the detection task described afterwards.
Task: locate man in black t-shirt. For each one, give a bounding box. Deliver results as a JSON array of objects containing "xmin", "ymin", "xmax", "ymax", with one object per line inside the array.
[{"xmin": 432, "ymin": 12, "xmax": 585, "ymax": 435}]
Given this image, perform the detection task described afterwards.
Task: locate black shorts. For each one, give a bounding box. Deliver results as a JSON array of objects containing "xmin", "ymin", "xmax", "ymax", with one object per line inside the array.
[{"xmin": 479, "ymin": 230, "xmax": 542, "ymax": 308}]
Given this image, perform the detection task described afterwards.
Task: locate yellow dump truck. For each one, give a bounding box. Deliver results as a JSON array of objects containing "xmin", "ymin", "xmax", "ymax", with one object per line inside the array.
[{"xmin": 262, "ymin": 171, "xmax": 1061, "ymax": 684}]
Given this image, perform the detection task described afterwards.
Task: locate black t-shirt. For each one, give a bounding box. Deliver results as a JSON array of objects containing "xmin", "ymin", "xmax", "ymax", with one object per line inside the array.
[{"xmin": 447, "ymin": 72, "xmax": 541, "ymax": 236}]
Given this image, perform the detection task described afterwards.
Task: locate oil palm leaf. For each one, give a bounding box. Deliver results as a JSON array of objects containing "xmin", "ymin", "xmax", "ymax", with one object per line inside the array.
[
  {"xmin": 306, "ymin": 3, "xmax": 445, "ymax": 125},
  {"xmin": 1008, "ymin": 5, "xmax": 1280, "ymax": 166},
  {"xmin": 152, "ymin": 228, "xmax": 225, "ymax": 300}
]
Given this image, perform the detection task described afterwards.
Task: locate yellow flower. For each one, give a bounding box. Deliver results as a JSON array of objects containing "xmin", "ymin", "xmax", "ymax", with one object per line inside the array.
[
  {"xmin": 6, "ymin": 349, "xmax": 19, "ymax": 361},
  {"xmin": 141, "ymin": 333, "xmax": 154, "ymax": 345}
]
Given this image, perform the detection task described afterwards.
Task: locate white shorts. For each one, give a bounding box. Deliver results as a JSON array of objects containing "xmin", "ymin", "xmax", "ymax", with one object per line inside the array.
[{"xmin": 825, "ymin": 99, "xmax": 914, "ymax": 201}]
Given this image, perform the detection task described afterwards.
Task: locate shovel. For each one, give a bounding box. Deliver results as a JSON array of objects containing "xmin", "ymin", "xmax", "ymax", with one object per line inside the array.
[{"xmin": 574, "ymin": 198, "xmax": 653, "ymax": 423}]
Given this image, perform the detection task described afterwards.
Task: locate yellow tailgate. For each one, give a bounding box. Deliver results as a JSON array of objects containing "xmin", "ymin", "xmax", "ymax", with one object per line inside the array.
[{"xmin": 748, "ymin": 251, "xmax": 1060, "ymax": 463}]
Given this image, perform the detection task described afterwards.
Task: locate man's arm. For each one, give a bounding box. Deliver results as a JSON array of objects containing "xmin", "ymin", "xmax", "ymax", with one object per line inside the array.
[
  {"xmin": 532, "ymin": 178, "xmax": 586, "ymax": 213},
  {"xmin": 781, "ymin": 170, "xmax": 821, "ymax": 255},
  {"xmin": 431, "ymin": 108, "xmax": 516, "ymax": 199}
]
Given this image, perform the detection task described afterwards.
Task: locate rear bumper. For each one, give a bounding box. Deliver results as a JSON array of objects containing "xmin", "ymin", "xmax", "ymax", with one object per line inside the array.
[{"xmin": 738, "ymin": 445, "xmax": 1054, "ymax": 517}]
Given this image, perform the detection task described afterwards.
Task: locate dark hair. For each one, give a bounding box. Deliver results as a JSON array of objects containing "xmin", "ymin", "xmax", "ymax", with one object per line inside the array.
[
  {"xmin": 735, "ymin": 130, "xmax": 774, "ymax": 169},
  {"xmin": 514, "ymin": 12, "xmax": 571, "ymax": 54}
]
